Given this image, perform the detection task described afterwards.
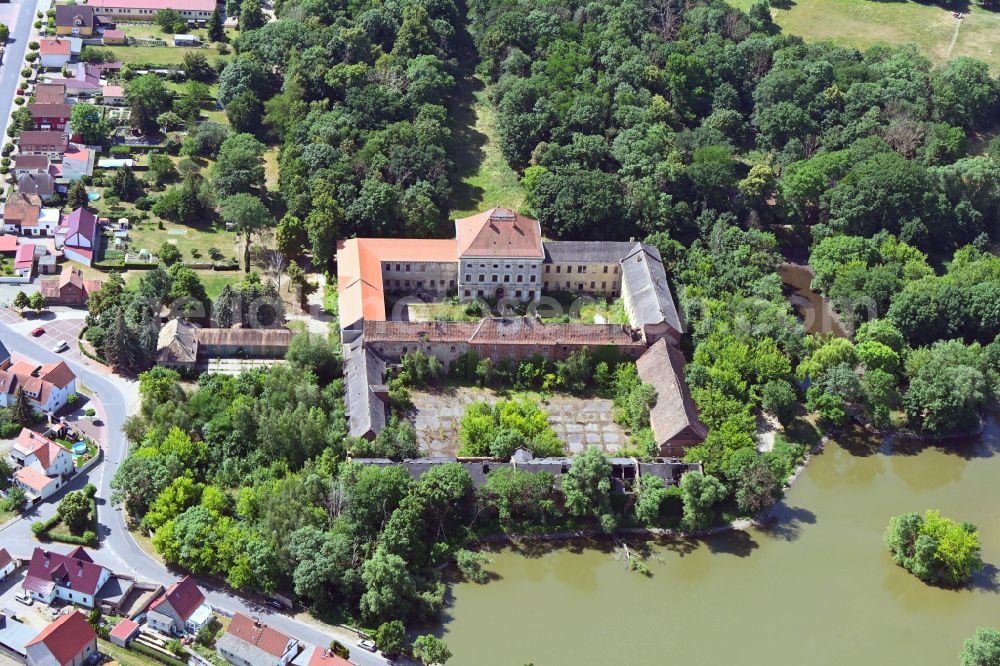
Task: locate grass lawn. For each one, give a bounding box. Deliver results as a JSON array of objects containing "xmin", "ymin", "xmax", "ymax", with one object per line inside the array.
[
  {"xmin": 263, "ymin": 147, "xmax": 280, "ymax": 190},
  {"xmin": 103, "ymin": 44, "xmax": 234, "ymax": 66},
  {"xmin": 99, "ymin": 639, "xmax": 177, "ymax": 666},
  {"xmin": 115, "ymin": 23, "xmax": 239, "ymax": 43},
  {"xmin": 0, "ymin": 507, "xmax": 15, "ymax": 526},
  {"xmin": 448, "ymin": 75, "xmax": 525, "ymax": 218},
  {"xmin": 127, "ymin": 219, "xmax": 239, "ymax": 265},
  {"xmin": 195, "ymin": 269, "xmax": 244, "ymax": 300},
  {"xmin": 726, "ymin": 0, "xmax": 1000, "ymax": 71}
]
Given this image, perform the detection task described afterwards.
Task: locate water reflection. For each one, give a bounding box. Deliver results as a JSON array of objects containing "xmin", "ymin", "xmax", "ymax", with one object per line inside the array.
[{"xmin": 443, "ymin": 417, "xmax": 1000, "ymax": 665}]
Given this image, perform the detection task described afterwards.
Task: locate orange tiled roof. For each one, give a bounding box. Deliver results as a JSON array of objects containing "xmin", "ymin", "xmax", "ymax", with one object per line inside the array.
[
  {"xmin": 336, "ymin": 238, "xmax": 458, "ymax": 326},
  {"xmin": 455, "ymin": 208, "xmax": 543, "ymax": 259}
]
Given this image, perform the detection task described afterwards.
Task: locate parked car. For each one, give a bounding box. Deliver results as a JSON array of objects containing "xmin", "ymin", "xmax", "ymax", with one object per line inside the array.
[
  {"xmin": 31, "ymin": 326, "xmax": 44, "ymax": 337},
  {"xmin": 52, "ymin": 340, "xmax": 68, "ymax": 353},
  {"xmin": 358, "ymin": 640, "xmax": 376, "ymax": 653},
  {"xmin": 264, "ymin": 598, "xmax": 284, "ymax": 610},
  {"xmin": 14, "ymin": 593, "xmax": 33, "ymax": 606}
]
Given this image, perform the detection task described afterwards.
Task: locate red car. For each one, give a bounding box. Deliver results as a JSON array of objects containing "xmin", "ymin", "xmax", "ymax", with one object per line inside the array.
[{"xmin": 30, "ymin": 327, "xmax": 44, "ymax": 337}]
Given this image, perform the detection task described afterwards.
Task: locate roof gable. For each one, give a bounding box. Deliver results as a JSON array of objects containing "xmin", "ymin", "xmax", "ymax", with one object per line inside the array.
[
  {"xmin": 151, "ymin": 576, "xmax": 205, "ymax": 622},
  {"xmin": 455, "ymin": 208, "xmax": 544, "ymax": 258},
  {"xmin": 224, "ymin": 613, "xmax": 295, "ymax": 658},
  {"xmin": 27, "ymin": 611, "xmax": 96, "ymax": 666}
]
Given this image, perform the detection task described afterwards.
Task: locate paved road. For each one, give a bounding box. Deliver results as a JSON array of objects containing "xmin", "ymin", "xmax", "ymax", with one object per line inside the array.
[
  {"xmin": 0, "ymin": 0, "xmax": 46, "ymax": 143},
  {"xmin": 0, "ymin": 318, "xmax": 390, "ymax": 666}
]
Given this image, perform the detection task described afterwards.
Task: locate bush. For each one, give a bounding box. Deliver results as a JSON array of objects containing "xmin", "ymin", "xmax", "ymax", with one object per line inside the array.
[
  {"xmin": 24, "ymin": 52, "xmax": 37, "ymax": 63},
  {"xmin": 84, "ymin": 407, "xmax": 96, "ymax": 417},
  {"xmin": 20, "ymin": 68, "xmax": 30, "ymax": 78},
  {"xmin": 28, "ymin": 41, "xmax": 39, "ymax": 50},
  {"xmin": 67, "ymin": 393, "xmax": 79, "ymax": 406}
]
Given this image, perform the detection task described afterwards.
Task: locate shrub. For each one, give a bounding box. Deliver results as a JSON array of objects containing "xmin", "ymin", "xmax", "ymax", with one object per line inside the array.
[
  {"xmin": 67, "ymin": 393, "xmax": 79, "ymax": 405},
  {"xmin": 20, "ymin": 68, "xmax": 30, "ymax": 78},
  {"xmin": 28, "ymin": 41, "xmax": 39, "ymax": 50},
  {"xmin": 24, "ymin": 52, "xmax": 37, "ymax": 63},
  {"xmin": 84, "ymin": 407, "xmax": 96, "ymax": 417}
]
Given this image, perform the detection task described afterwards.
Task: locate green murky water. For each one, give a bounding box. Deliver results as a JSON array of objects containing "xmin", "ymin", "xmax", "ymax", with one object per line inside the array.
[{"xmin": 441, "ymin": 416, "xmax": 1000, "ymax": 665}]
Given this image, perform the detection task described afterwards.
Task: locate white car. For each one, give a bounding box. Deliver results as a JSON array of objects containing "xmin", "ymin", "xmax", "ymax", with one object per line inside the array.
[
  {"xmin": 358, "ymin": 639, "xmax": 376, "ymax": 653},
  {"xmin": 14, "ymin": 593, "xmax": 33, "ymax": 606},
  {"xmin": 52, "ymin": 340, "xmax": 68, "ymax": 353}
]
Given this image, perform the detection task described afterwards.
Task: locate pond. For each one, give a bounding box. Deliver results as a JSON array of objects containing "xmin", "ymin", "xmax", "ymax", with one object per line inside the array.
[
  {"xmin": 779, "ymin": 262, "xmax": 847, "ymax": 337},
  {"xmin": 440, "ymin": 415, "xmax": 1000, "ymax": 665}
]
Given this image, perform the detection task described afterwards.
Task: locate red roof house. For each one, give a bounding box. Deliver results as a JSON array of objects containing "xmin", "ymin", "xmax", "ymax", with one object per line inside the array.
[
  {"xmin": 25, "ymin": 611, "xmax": 98, "ymax": 666},
  {"xmin": 22, "ymin": 548, "xmax": 111, "ymax": 607},
  {"xmin": 216, "ymin": 613, "xmax": 299, "ymax": 666},
  {"xmin": 40, "ymin": 266, "xmax": 103, "ymax": 306},
  {"xmin": 148, "ymin": 576, "xmax": 211, "ymax": 635}
]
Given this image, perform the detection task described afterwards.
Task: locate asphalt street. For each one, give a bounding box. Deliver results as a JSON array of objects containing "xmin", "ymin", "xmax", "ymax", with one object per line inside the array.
[
  {"xmin": 0, "ymin": 0, "xmax": 48, "ymax": 143},
  {"xmin": 0, "ymin": 318, "xmax": 389, "ymax": 666}
]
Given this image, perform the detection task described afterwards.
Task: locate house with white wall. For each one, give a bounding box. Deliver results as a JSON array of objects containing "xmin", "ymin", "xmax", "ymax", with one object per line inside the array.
[{"xmin": 22, "ymin": 548, "xmax": 110, "ymax": 608}]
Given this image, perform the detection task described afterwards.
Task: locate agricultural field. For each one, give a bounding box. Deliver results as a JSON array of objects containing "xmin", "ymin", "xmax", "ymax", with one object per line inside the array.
[{"xmin": 727, "ymin": 0, "xmax": 1000, "ymax": 71}]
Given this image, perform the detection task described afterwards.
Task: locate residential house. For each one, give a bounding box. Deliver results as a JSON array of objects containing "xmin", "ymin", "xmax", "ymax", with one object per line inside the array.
[
  {"xmin": 29, "ymin": 103, "xmax": 72, "ymax": 131},
  {"xmin": 147, "ymin": 576, "xmax": 212, "ymax": 636},
  {"xmin": 18, "ymin": 173, "xmax": 57, "ymax": 202},
  {"xmin": 455, "ymin": 207, "xmax": 544, "ymax": 302},
  {"xmin": 4, "ymin": 202, "xmax": 59, "ymax": 236},
  {"xmin": 39, "ymin": 39, "xmax": 73, "ymax": 70},
  {"xmin": 3, "ymin": 204, "xmax": 41, "ymax": 235},
  {"xmin": 47, "ymin": 65, "xmax": 101, "ymax": 97},
  {"xmin": 87, "ymin": 0, "xmax": 217, "ymax": 21},
  {"xmin": 17, "ymin": 132, "xmax": 69, "ymax": 158},
  {"xmin": 0, "ymin": 612, "xmax": 39, "ymax": 660},
  {"xmin": 55, "ymin": 5, "xmax": 96, "ymax": 37},
  {"xmin": 22, "ymin": 548, "xmax": 111, "ymax": 608},
  {"xmin": 108, "ymin": 619, "xmax": 141, "ymax": 647},
  {"xmin": 217, "ymin": 614, "xmax": 299, "ymax": 666},
  {"xmin": 0, "ymin": 360, "xmax": 79, "ymax": 413},
  {"xmin": 54, "ymin": 208, "xmax": 98, "ymax": 265},
  {"xmin": 636, "ymin": 338, "xmax": 708, "ymax": 457},
  {"xmin": 101, "ymin": 29, "xmax": 126, "ymax": 45},
  {"xmin": 25, "ymin": 611, "xmax": 98, "ymax": 666},
  {"xmin": 61, "ymin": 146, "xmax": 95, "ymax": 181},
  {"xmin": 40, "ymin": 266, "xmax": 103, "ymax": 305},
  {"xmin": 14, "ymin": 244, "xmax": 36, "ymax": 277},
  {"xmin": 0, "ymin": 339, "xmax": 9, "ymax": 368},
  {"xmin": 9, "ymin": 429, "xmax": 74, "ymax": 501},
  {"xmin": 33, "ymin": 83, "xmax": 67, "ymax": 105},
  {"xmin": 13, "ymin": 155, "xmax": 50, "ymax": 177},
  {"xmin": 291, "ymin": 646, "xmax": 357, "ymax": 666},
  {"xmin": 0, "ymin": 548, "xmax": 14, "ymax": 580},
  {"xmin": 101, "ymin": 84, "xmax": 124, "ymax": 105}
]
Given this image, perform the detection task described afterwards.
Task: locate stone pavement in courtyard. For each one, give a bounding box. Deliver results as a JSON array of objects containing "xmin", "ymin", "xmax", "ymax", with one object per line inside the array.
[{"xmin": 411, "ymin": 388, "xmax": 627, "ymax": 456}]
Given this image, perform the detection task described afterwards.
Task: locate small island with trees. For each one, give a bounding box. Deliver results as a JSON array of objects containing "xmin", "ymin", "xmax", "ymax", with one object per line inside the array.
[{"xmin": 884, "ymin": 510, "xmax": 983, "ymax": 586}]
